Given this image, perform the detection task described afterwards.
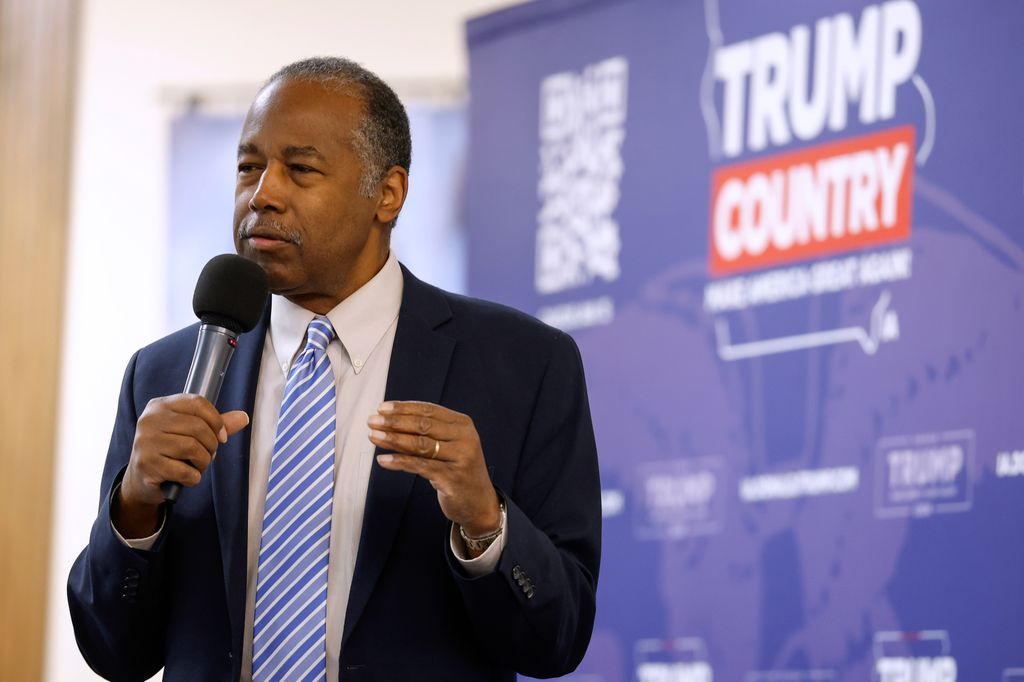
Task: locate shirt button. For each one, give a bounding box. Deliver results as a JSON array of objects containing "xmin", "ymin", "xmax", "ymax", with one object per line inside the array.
[
  {"xmin": 281, "ymin": 362, "xmax": 288, "ymax": 372},
  {"xmin": 353, "ymin": 359, "xmax": 364, "ymax": 368}
]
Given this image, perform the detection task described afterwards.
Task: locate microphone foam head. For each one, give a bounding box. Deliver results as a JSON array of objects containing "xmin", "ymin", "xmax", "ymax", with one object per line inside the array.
[{"xmin": 192, "ymin": 254, "xmax": 269, "ymax": 333}]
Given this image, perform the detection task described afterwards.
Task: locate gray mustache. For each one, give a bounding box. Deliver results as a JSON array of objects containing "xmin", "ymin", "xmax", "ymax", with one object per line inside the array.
[{"xmin": 237, "ymin": 219, "xmax": 302, "ymax": 245}]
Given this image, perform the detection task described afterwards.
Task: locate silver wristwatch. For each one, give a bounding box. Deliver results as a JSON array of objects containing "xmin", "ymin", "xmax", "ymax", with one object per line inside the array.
[{"xmin": 459, "ymin": 497, "xmax": 506, "ymax": 553}]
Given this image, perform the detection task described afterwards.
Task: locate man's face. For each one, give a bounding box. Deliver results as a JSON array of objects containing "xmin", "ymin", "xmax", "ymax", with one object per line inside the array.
[{"xmin": 233, "ymin": 78, "xmax": 387, "ymax": 312}]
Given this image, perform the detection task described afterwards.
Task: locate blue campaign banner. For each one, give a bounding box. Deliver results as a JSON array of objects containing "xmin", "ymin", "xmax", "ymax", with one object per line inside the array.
[{"xmin": 465, "ymin": 0, "xmax": 1024, "ymax": 680}]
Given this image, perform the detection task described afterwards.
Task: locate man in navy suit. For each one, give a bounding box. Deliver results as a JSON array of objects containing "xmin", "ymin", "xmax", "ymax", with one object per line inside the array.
[{"xmin": 68, "ymin": 57, "xmax": 600, "ymax": 680}]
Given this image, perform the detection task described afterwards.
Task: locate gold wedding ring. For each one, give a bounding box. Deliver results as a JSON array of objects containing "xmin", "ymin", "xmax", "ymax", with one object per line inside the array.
[{"xmin": 432, "ymin": 439, "xmax": 441, "ymax": 460}]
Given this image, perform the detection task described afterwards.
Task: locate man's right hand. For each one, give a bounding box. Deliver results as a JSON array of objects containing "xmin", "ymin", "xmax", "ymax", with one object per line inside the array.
[{"xmin": 113, "ymin": 394, "xmax": 249, "ymax": 539}]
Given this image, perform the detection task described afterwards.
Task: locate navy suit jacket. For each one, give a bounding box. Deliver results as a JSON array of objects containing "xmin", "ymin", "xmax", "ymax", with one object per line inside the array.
[{"xmin": 68, "ymin": 266, "xmax": 601, "ymax": 681}]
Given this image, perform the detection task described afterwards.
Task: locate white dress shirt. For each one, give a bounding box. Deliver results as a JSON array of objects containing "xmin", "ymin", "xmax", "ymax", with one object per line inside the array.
[{"xmin": 115, "ymin": 251, "xmax": 506, "ymax": 681}]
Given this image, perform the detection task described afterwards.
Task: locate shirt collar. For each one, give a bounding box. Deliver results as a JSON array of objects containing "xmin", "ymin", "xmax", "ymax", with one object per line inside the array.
[{"xmin": 269, "ymin": 250, "xmax": 403, "ymax": 375}]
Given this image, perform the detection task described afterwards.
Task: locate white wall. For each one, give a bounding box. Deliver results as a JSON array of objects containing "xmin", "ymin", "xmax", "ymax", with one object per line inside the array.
[{"xmin": 47, "ymin": 1, "xmax": 514, "ymax": 679}]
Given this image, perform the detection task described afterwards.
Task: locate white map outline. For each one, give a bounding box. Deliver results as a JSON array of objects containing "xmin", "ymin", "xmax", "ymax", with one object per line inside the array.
[{"xmin": 714, "ymin": 290, "xmax": 895, "ymax": 361}]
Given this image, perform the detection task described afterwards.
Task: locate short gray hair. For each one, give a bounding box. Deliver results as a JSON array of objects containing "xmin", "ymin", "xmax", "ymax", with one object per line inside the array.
[{"xmin": 265, "ymin": 57, "xmax": 412, "ymax": 199}]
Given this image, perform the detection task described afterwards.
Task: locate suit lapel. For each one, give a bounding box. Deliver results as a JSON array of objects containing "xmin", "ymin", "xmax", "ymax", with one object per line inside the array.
[
  {"xmin": 209, "ymin": 301, "xmax": 270, "ymax": 664},
  {"xmin": 342, "ymin": 267, "xmax": 454, "ymax": 648}
]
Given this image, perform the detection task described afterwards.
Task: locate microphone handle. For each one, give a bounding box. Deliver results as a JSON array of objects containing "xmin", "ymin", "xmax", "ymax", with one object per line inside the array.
[{"xmin": 161, "ymin": 324, "xmax": 239, "ymax": 503}]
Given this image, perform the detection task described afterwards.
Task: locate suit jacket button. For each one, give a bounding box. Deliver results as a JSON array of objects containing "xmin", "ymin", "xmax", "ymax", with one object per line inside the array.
[{"xmin": 512, "ymin": 565, "xmax": 522, "ymax": 579}]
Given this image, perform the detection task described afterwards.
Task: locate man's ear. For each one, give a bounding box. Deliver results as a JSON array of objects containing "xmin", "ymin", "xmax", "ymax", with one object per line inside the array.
[{"xmin": 375, "ymin": 165, "xmax": 409, "ymax": 226}]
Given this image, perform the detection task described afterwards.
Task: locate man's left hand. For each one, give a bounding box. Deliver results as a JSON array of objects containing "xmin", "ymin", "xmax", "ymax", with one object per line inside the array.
[{"xmin": 368, "ymin": 401, "xmax": 501, "ymax": 537}]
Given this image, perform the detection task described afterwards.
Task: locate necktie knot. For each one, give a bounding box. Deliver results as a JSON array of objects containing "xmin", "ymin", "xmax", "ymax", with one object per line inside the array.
[{"xmin": 304, "ymin": 316, "xmax": 335, "ymax": 353}]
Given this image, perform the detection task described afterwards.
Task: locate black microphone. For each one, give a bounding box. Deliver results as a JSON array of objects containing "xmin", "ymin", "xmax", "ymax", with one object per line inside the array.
[{"xmin": 161, "ymin": 254, "xmax": 269, "ymax": 503}]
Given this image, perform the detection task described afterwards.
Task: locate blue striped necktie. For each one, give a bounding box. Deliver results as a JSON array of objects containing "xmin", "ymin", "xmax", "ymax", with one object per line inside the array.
[{"xmin": 252, "ymin": 315, "xmax": 337, "ymax": 681}]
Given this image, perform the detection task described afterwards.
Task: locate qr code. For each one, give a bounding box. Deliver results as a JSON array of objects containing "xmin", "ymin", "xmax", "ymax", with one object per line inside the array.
[{"xmin": 536, "ymin": 57, "xmax": 628, "ymax": 295}]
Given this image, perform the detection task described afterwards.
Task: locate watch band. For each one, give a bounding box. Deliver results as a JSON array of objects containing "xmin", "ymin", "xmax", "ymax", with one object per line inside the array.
[{"xmin": 459, "ymin": 497, "xmax": 506, "ymax": 553}]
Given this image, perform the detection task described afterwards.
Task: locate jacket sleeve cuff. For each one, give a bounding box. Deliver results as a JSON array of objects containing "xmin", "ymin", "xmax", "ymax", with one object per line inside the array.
[{"xmin": 108, "ymin": 482, "xmax": 165, "ymax": 551}]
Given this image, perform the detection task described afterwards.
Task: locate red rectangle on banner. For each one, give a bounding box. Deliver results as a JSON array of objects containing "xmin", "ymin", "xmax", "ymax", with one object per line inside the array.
[{"xmin": 708, "ymin": 126, "xmax": 915, "ymax": 276}]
